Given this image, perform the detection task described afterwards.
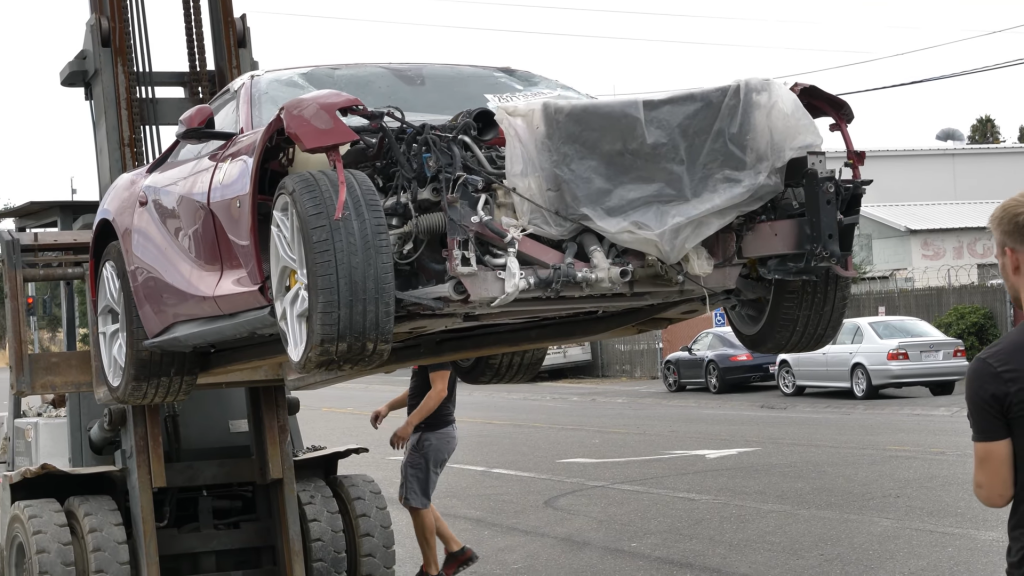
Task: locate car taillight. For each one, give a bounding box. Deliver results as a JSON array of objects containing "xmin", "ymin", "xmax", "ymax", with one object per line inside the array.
[
  {"xmin": 887, "ymin": 349, "xmax": 910, "ymax": 361},
  {"xmin": 729, "ymin": 353, "xmax": 753, "ymax": 362},
  {"xmin": 953, "ymin": 346, "xmax": 966, "ymax": 358}
]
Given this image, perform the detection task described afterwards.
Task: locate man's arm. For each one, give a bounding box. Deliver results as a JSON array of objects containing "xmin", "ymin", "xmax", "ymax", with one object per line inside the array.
[
  {"xmin": 390, "ymin": 368, "xmax": 451, "ymax": 449},
  {"xmin": 974, "ymin": 439, "xmax": 1015, "ymax": 508},
  {"xmin": 370, "ymin": 390, "xmax": 409, "ymax": 429},
  {"xmin": 966, "ymin": 356, "xmax": 1014, "ymax": 508}
]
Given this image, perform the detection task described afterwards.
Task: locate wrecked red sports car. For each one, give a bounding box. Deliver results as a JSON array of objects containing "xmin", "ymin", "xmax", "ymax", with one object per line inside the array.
[{"xmin": 90, "ymin": 64, "xmax": 867, "ymax": 404}]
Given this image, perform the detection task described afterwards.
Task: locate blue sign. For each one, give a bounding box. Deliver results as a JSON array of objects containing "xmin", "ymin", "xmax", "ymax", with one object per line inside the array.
[{"xmin": 712, "ymin": 308, "xmax": 727, "ymax": 328}]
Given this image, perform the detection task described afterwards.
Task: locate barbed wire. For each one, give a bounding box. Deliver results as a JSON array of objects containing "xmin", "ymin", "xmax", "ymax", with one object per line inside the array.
[{"xmin": 853, "ymin": 264, "xmax": 1002, "ymax": 291}]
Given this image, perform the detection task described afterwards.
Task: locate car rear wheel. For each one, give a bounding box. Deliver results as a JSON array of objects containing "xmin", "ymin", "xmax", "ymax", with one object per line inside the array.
[
  {"xmin": 706, "ymin": 362, "xmax": 729, "ymax": 394},
  {"xmin": 96, "ymin": 242, "xmax": 198, "ymax": 404},
  {"xmin": 726, "ymin": 269, "xmax": 850, "ymax": 355},
  {"xmin": 929, "ymin": 382, "xmax": 956, "ymax": 396},
  {"xmin": 662, "ymin": 363, "xmax": 685, "ymax": 392},
  {"xmin": 452, "ymin": 349, "xmax": 547, "ymax": 384},
  {"xmin": 271, "ymin": 169, "xmax": 394, "ymax": 374},
  {"xmin": 776, "ymin": 364, "xmax": 805, "ymax": 396},
  {"xmin": 851, "ymin": 366, "xmax": 878, "ymax": 400}
]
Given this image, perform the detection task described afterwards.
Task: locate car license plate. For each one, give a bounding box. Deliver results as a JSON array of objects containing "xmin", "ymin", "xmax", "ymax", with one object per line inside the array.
[
  {"xmin": 921, "ymin": 351, "xmax": 942, "ymax": 362},
  {"xmin": 769, "ymin": 364, "xmax": 777, "ymax": 373}
]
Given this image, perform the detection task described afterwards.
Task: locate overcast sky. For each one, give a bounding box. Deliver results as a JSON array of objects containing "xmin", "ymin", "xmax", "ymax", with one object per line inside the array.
[{"xmin": 2, "ymin": 0, "xmax": 1022, "ymax": 205}]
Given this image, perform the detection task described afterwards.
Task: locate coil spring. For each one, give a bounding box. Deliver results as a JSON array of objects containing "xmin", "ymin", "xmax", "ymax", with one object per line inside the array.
[{"xmin": 412, "ymin": 212, "xmax": 447, "ymax": 238}]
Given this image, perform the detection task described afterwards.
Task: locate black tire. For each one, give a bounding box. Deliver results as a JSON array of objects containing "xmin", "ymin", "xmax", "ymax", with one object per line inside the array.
[
  {"xmin": 851, "ymin": 365, "xmax": 878, "ymax": 400},
  {"xmin": 296, "ymin": 477, "xmax": 348, "ymax": 576},
  {"xmin": 726, "ymin": 270, "xmax": 850, "ymax": 354},
  {"xmin": 706, "ymin": 362, "xmax": 729, "ymax": 394},
  {"xmin": 63, "ymin": 495, "xmax": 131, "ymax": 576},
  {"xmin": 97, "ymin": 242, "xmax": 198, "ymax": 404},
  {"xmin": 272, "ymin": 169, "xmax": 394, "ymax": 374},
  {"xmin": 662, "ymin": 363, "xmax": 685, "ymax": 392},
  {"xmin": 4, "ymin": 499, "xmax": 75, "ymax": 576},
  {"xmin": 452, "ymin": 348, "xmax": 547, "ymax": 384},
  {"xmin": 776, "ymin": 363, "xmax": 806, "ymax": 397},
  {"xmin": 929, "ymin": 382, "xmax": 956, "ymax": 397},
  {"xmin": 327, "ymin": 475, "xmax": 396, "ymax": 576}
]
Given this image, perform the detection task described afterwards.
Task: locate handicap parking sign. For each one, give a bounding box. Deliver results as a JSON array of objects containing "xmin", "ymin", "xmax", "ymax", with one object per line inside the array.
[{"xmin": 712, "ymin": 308, "xmax": 727, "ymax": 327}]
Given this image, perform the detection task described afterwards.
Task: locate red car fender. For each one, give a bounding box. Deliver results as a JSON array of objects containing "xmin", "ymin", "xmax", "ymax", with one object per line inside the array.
[{"xmin": 277, "ymin": 89, "xmax": 366, "ymax": 219}]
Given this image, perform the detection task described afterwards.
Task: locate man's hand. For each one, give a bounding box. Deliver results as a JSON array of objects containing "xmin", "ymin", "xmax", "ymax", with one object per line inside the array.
[
  {"xmin": 390, "ymin": 423, "xmax": 414, "ymax": 450},
  {"xmin": 370, "ymin": 406, "xmax": 390, "ymax": 430}
]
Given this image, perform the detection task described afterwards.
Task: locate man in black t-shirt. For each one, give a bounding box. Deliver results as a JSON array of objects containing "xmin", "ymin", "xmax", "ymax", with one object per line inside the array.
[
  {"xmin": 371, "ymin": 363, "xmax": 479, "ymax": 576},
  {"xmin": 967, "ymin": 191, "xmax": 1024, "ymax": 575}
]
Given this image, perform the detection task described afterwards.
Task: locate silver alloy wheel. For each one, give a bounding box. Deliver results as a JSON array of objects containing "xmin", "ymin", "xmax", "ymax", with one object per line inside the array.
[
  {"xmin": 663, "ymin": 364, "xmax": 679, "ymax": 390},
  {"xmin": 455, "ymin": 358, "xmax": 475, "ymax": 368},
  {"xmin": 778, "ymin": 366, "xmax": 797, "ymax": 394},
  {"xmin": 8, "ymin": 530, "xmax": 27, "ymax": 576},
  {"xmin": 97, "ymin": 260, "xmax": 126, "ymax": 388},
  {"xmin": 270, "ymin": 194, "xmax": 310, "ymax": 363},
  {"xmin": 852, "ymin": 368, "xmax": 868, "ymax": 396},
  {"xmin": 706, "ymin": 364, "xmax": 719, "ymax": 392}
]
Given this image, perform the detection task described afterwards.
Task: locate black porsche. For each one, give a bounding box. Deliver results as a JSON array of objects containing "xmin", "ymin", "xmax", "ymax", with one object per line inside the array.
[{"xmin": 661, "ymin": 327, "xmax": 778, "ymax": 394}]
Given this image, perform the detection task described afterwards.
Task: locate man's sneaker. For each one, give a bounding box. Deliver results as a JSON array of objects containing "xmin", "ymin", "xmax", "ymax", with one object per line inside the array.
[
  {"xmin": 415, "ymin": 568, "xmax": 441, "ymax": 576},
  {"xmin": 442, "ymin": 546, "xmax": 479, "ymax": 575}
]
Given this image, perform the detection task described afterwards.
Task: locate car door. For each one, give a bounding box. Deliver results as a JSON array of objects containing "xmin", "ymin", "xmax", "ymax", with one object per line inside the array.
[
  {"xmin": 826, "ymin": 323, "xmax": 863, "ymax": 384},
  {"xmin": 796, "ymin": 334, "xmax": 835, "ymax": 384},
  {"xmin": 130, "ymin": 90, "xmax": 239, "ymax": 335},
  {"xmin": 678, "ymin": 332, "xmax": 713, "ymax": 382}
]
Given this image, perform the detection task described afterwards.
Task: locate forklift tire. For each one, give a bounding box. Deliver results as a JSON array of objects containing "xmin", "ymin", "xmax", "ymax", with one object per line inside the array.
[
  {"xmin": 4, "ymin": 499, "xmax": 75, "ymax": 576},
  {"xmin": 97, "ymin": 242, "xmax": 198, "ymax": 404},
  {"xmin": 296, "ymin": 478, "xmax": 348, "ymax": 576},
  {"xmin": 726, "ymin": 269, "xmax": 851, "ymax": 355},
  {"xmin": 63, "ymin": 495, "xmax": 131, "ymax": 576},
  {"xmin": 270, "ymin": 170, "xmax": 395, "ymax": 375},
  {"xmin": 452, "ymin": 348, "xmax": 548, "ymax": 385},
  {"xmin": 328, "ymin": 475, "xmax": 396, "ymax": 576}
]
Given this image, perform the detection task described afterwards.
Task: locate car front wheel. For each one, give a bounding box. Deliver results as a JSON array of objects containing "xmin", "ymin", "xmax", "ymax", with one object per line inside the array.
[
  {"xmin": 662, "ymin": 363, "xmax": 685, "ymax": 392},
  {"xmin": 851, "ymin": 366, "xmax": 878, "ymax": 400},
  {"xmin": 777, "ymin": 364, "xmax": 805, "ymax": 397}
]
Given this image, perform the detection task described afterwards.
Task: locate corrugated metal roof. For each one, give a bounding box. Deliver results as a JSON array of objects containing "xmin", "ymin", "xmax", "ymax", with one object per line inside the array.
[{"xmin": 860, "ymin": 201, "xmax": 1001, "ymax": 231}]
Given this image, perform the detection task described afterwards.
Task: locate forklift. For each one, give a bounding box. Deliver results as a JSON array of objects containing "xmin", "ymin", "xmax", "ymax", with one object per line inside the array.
[{"xmin": 0, "ymin": 2, "xmax": 396, "ymax": 575}]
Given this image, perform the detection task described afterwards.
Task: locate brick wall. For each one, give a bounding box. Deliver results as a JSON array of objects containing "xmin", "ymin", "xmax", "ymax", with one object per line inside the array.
[{"xmin": 661, "ymin": 314, "xmax": 717, "ymax": 358}]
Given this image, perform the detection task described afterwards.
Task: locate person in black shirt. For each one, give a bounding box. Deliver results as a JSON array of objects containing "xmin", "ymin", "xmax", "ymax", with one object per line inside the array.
[
  {"xmin": 967, "ymin": 191, "xmax": 1024, "ymax": 575},
  {"xmin": 371, "ymin": 362, "xmax": 479, "ymax": 576}
]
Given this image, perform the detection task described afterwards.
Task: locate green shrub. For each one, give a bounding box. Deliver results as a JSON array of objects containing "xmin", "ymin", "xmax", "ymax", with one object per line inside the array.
[{"xmin": 933, "ymin": 305, "xmax": 1001, "ymax": 360}]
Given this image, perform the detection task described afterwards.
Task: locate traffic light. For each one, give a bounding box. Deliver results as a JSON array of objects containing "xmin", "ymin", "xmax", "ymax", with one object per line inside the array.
[
  {"xmin": 42, "ymin": 295, "xmax": 52, "ymax": 316},
  {"xmin": 25, "ymin": 296, "xmax": 35, "ymax": 317}
]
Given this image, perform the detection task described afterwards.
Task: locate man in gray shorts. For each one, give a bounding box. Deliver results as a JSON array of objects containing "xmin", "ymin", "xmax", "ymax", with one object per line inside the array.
[{"xmin": 371, "ymin": 363, "xmax": 479, "ymax": 576}]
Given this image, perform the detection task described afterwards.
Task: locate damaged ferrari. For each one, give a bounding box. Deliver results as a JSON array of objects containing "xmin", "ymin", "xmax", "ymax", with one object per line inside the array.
[{"xmin": 90, "ymin": 63, "xmax": 867, "ymax": 403}]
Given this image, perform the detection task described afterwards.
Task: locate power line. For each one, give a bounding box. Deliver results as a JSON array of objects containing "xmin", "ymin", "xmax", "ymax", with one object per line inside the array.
[
  {"xmin": 594, "ymin": 23, "xmax": 1024, "ymax": 97},
  {"xmin": 426, "ymin": 0, "xmax": 1024, "ymax": 36},
  {"xmin": 836, "ymin": 57, "xmax": 1024, "ymax": 96},
  {"xmin": 772, "ymin": 23, "xmax": 1024, "ymax": 79},
  {"xmin": 249, "ymin": 10, "xmax": 869, "ymax": 54}
]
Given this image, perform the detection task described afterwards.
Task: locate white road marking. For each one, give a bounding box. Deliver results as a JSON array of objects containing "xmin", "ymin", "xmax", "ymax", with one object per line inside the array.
[
  {"xmin": 558, "ymin": 448, "xmax": 760, "ymax": 463},
  {"xmin": 445, "ymin": 463, "xmax": 1002, "ymax": 541}
]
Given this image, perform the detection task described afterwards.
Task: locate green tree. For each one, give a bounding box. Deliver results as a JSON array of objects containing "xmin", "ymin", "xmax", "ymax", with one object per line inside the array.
[
  {"xmin": 1018, "ymin": 124, "xmax": 1024, "ymax": 144},
  {"xmin": 968, "ymin": 114, "xmax": 1002, "ymax": 145},
  {"xmin": 933, "ymin": 305, "xmax": 1000, "ymax": 360}
]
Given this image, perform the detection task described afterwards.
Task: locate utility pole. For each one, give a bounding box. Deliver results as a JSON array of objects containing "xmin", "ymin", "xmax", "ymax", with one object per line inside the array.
[{"xmin": 71, "ymin": 177, "xmax": 77, "ymax": 201}]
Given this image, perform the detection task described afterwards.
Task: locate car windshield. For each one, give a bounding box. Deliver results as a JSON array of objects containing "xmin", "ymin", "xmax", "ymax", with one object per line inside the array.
[
  {"xmin": 251, "ymin": 64, "xmax": 590, "ymax": 128},
  {"xmin": 868, "ymin": 320, "xmax": 946, "ymax": 340}
]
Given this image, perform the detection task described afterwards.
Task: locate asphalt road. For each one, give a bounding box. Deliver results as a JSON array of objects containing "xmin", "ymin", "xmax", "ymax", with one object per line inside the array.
[{"xmin": 294, "ymin": 373, "xmax": 1006, "ymax": 576}]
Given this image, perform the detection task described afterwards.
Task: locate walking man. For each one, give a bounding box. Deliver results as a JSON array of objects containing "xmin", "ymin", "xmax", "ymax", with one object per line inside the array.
[
  {"xmin": 371, "ymin": 363, "xmax": 479, "ymax": 576},
  {"xmin": 968, "ymin": 191, "xmax": 1024, "ymax": 574}
]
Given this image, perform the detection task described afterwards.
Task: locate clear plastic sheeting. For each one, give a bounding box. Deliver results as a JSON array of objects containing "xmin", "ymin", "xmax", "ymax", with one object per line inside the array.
[{"xmin": 496, "ymin": 79, "xmax": 823, "ymax": 264}]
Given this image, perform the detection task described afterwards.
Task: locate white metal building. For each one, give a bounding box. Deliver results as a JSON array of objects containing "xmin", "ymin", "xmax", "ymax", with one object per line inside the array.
[
  {"xmin": 825, "ymin": 144, "xmax": 1024, "ymax": 204},
  {"xmin": 854, "ymin": 200, "xmax": 1001, "ymax": 289}
]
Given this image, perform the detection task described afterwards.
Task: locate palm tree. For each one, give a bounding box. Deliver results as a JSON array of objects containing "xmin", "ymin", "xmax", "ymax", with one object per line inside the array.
[{"xmin": 968, "ymin": 114, "xmax": 1002, "ymax": 144}]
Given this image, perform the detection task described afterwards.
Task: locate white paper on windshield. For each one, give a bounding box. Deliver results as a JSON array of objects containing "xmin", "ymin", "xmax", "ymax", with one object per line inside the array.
[{"xmin": 485, "ymin": 90, "xmax": 558, "ymax": 105}]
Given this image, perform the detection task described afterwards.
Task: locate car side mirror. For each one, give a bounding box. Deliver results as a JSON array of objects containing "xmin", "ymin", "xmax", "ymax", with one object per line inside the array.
[
  {"xmin": 680, "ymin": 345, "xmax": 691, "ymax": 354},
  {"xmin": 175, "ymin": 104, "xmax": 237, "ymax": 144}
]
